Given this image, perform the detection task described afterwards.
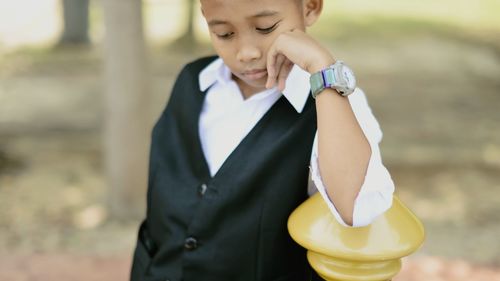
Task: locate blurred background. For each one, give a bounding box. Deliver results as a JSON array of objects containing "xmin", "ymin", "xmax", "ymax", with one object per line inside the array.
[{"xmin": 0, "ymin": 0, "xmax": 499, "ymax": 280}]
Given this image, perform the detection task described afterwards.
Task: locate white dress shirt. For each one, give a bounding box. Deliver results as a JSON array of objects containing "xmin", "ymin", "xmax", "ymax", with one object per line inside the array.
[{"xmin": 198, "ymin": 58, "xmax": 394, "ymax": 227}]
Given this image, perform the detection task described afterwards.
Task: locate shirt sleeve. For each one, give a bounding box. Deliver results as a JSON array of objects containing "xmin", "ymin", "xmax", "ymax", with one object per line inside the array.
[{"xmin": 308, "ymin": 87, "xmax": 395, "ymax": 227}]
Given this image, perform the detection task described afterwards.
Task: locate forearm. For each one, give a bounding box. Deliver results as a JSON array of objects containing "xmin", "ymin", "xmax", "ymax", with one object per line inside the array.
[
  {"xmin": 315, "ymin": 88, "xmax": 372, "ymax": 226},
  {"xmin": 263, "ymin": 30, "xmax": 377, "ymax": 224}
]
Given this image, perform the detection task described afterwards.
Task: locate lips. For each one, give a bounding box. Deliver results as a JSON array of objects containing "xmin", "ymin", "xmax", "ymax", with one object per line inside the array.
[{"xmin": 242, "ymin": 69, "xmax": 267, "ymax": 80}]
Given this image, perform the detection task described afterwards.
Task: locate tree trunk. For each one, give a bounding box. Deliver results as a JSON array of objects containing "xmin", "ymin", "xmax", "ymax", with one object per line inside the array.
[
  {"xmin": 170, "ymin": 0, "xmax": 198, "ymax": 50},
  {"xmin": 102, "ymin": 0, "xmax": 150, "ymax": 220},
  {"xmin": 185, "ymin": 0, "xmax": 196, "ymax": 43},
  {"xmin": 60, "ymin": 0, "xmax": 90, "ymax": 44}
]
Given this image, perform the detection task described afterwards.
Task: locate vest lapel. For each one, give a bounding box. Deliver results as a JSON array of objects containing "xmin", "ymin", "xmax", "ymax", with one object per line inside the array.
[{"xmin": 191, "ymin": 82, "xmax": 289, "ymax": 183}]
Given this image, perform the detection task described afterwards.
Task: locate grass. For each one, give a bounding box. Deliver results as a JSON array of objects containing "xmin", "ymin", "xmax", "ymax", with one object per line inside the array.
[{"xmin": 322, "ymin": 0, "xmax": 500, "ymax": 31}]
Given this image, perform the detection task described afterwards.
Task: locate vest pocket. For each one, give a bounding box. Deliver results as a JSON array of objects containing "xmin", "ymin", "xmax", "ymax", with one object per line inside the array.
[{"xmin": 130, "ymin": 222, "xmax": 154, "ymax": 281}]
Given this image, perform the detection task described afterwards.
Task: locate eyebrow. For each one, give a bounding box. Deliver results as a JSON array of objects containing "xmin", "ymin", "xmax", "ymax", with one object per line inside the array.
[{"xmin": 208, "ymin": 10, "xmax": 279, "ymax": 26}]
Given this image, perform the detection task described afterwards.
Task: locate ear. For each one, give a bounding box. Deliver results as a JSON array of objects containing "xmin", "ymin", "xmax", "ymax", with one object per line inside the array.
[{"xmin": 302, "ymin": 0, "xmax": 323, "ymax": 27}]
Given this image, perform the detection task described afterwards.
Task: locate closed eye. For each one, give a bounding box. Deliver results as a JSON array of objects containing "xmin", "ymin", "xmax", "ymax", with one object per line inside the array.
[
  {"xmin": 256, "ymin": 21, "xmax": 281, "ymax": 34},
  {"xmin": 216, "ymin": 32, "xmax": 234, "ymax": 39}
]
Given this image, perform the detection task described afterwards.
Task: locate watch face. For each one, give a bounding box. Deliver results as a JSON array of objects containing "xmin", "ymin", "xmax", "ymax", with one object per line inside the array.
[{"xmin": 342, "ymin": 65, "xmax": 356, "ymax": 89}]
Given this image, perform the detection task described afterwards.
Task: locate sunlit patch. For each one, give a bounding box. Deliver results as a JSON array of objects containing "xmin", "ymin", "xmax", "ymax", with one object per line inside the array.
[{"xmin": 73, "ymin": 204, "xmax": 108, "ymax": 230}]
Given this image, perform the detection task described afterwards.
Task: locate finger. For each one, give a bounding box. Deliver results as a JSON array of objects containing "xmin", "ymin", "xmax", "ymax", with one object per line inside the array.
[
  {"xmin": 266, "ymin": 47, "xmax": 277, "ymax": 88},
  {"xmin": 266, "ymin": 43, "xmax": 281, "ymax": 88},
  {"xmin": 272, "ymin": 54, "xmax": 286, "ymax": 88},
  {"xmin": 277, "ymin": 59, "xmax": 294, "ymax": 92},
  {"xmin": 267, "ymin": 53, "xmax": 284, "ymax": 89}
]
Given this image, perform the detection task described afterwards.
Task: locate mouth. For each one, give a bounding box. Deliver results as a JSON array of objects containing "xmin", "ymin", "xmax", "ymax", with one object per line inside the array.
[{"xmin": 242, "ymin": 69, "xmax": 267, "ymax": 80}]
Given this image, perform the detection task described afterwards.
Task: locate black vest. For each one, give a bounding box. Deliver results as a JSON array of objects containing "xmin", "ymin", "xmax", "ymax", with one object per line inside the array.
[{"xmin": 131, "ymin": 56, "xmax": 320, "ymax": 281}]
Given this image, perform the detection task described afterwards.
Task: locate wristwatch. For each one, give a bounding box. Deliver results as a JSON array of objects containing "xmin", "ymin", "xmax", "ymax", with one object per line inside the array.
[{"xmin": 310, "ymin": 60, "xmax": 356, "ymax": 98}]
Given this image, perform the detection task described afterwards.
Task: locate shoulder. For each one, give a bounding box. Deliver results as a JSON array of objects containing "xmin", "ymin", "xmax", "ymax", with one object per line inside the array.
[
  {"xmin": 179, "ymin": 55, "xmax": 219, "ymax": 78},
  {"xmin": 167, "ymin": 55, "xmax": 219, "ymax": 104}
]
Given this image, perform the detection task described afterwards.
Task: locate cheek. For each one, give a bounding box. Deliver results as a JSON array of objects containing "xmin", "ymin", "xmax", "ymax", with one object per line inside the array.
[
  {"xmin": 256, "ymin": 35, "xmax": 279, "ymax": 60},
  {"xmin": 210, "ymin": 41, "xmax": 239, "ymax": 69},
  {"xmin": 210, "ymin": 40, "xmax": 232, "ymax": 59},
  {"xmin": 258, "ymin": 38, "xmax": 279, "ymax": 63}
]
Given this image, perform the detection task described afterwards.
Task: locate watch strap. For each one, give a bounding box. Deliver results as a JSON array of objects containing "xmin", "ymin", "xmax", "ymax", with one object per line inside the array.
[
  {"xmin": 310, "ymin": 67, "xmax": 337, "ymax": 99},
  {"xmin": 310, "ymin": 70, "xmax": 325, "ymax": 99}
]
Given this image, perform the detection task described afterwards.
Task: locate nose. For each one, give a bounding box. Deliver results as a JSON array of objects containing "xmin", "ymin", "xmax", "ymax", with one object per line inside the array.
[{"xmin": 236, "ymin": 43, "xmax": 262, "ymax": 63}]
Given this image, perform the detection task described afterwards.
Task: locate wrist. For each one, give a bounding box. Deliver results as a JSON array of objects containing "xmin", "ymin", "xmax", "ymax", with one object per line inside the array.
[
  {"xmin": 309, "ymin": 60, "xmax": 357, "ymax": 98},
  {"xmin": 309, "ymin": 55, "xmax": 336, "ymax": 73}
]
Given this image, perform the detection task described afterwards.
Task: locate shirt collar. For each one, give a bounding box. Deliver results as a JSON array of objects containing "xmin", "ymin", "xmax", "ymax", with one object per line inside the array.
[{"xmin": 199, "ymin": 57, "xmax": 310, "ymax": 113}]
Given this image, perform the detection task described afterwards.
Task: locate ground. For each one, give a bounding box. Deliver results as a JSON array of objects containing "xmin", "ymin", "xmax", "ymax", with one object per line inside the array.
[{"xmin": 1, "ymin": 17, "xmax": 500, "ymax": 280}]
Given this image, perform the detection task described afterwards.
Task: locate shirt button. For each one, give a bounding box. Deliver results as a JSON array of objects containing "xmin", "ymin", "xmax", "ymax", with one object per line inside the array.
[
  {"xmin": 184, "ymin": 237, "xmax": 198, "ymax": 250},
  {"xmin": 198, "ymin": 183, "xmax": 207, "ymax": 196}
]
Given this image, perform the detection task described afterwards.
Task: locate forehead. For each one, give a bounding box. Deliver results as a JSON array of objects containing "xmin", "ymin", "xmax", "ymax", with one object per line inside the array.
[{"xmin": 201, "ymin": 0, "xmax": 299, "ymax": 20}]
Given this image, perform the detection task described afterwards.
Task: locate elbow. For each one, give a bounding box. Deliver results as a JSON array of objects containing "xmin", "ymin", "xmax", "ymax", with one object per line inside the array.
[
  {"xmin": 340, "ymin": 213, "xmax": 354, "ymax": 227},
  {"xmin": 351, "ymin": 190, "xmax": 394, "ymax": 227},
  {"xmin": 327, "ymin": 187, "xmax": 357, "ymax": 226}
]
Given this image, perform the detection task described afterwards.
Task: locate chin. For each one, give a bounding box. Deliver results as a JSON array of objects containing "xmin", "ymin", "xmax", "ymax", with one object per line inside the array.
[
  {"xmin": 235, "ymin": 74, "xmax": 267, "ymax": 90},
  {"xmin": 246, "ymin": 79, "xmax": 267, "ymax": 88}
]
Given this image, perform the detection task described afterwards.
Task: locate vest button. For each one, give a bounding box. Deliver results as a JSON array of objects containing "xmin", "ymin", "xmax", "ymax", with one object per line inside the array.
[
  {"xmin": 184, "ymin": 237, "xmax": 198, "ymax": 250},
  {"xmin": 198, "ymin": 183, "xmax": 208, "ymax": 196}
]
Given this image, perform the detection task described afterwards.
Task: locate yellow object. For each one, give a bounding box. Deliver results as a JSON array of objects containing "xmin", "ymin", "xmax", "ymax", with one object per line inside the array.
[{"xmin": 288, "ymin": 194, "xmax": 425, "ymax": 281}]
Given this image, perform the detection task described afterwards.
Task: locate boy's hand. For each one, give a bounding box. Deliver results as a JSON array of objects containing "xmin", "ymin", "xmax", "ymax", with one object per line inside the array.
[{"xmin": 265, "ymin": 29, "xmax": 335, "ymax": 92}]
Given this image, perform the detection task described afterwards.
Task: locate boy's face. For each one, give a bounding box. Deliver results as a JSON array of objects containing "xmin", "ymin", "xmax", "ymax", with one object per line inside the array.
[{"xmin": 200, "ymin": 0, "xmax": 315, "ymax": 95}]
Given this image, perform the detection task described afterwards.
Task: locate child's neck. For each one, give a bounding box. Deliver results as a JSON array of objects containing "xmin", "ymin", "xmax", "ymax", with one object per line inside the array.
[
  {"xmin": 233, "ymin": 74, "xmax": 266, "ymax": 101},
  {"xmin": 240, "ymin": 88, "xmax": 258, "ymax": 100}
]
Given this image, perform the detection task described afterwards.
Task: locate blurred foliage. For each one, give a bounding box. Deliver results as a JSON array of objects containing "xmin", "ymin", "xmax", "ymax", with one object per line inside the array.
[{"xmin": 323, "ymin": 0, "xmax": 500, "ymax": 31}]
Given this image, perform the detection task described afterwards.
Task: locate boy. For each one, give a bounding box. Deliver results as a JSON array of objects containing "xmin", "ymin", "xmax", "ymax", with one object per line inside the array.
[{"xmin": 130, "ymin": 0, "xmax": 394, "ymax": 280}]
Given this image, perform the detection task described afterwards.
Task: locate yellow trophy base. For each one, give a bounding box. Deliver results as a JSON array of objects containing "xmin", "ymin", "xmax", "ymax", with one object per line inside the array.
[{"xmin": 288, "ymin": 194, "xmax": 425, "ymax": 281}]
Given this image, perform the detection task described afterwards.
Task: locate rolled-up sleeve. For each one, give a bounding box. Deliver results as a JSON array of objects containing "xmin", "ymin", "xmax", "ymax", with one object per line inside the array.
[{"xmin": 308, "ymin": 87, "xmax": 395, "ymax": 227}]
